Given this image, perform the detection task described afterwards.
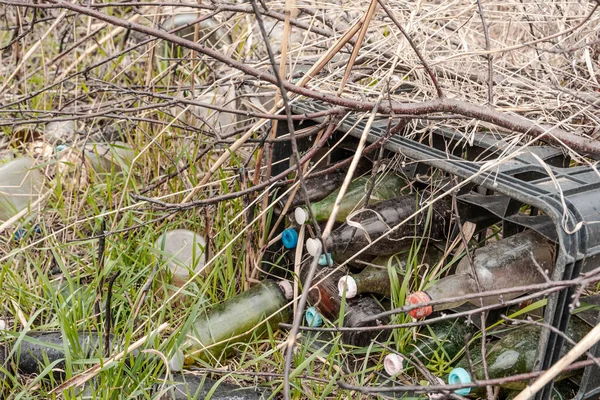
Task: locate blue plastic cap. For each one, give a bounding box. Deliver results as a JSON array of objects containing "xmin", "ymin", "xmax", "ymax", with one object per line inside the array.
[
  {"xmin": 281, "ymin": 228, "xmax": 299, "ymax": 249},
  {"xmin": 318, "ymin": 253, "xmax": 333, "ymax": 266},
  {"xmin": 448, "ymin": 367, "xmax": 472, "ymax": 395},
  {"xmin": 305, "ymin": 306, "xmax": 323, "ymax": 327},
  {"xmin": 56, "ymin": 145, "xmax": 68, "ymax": 152}
]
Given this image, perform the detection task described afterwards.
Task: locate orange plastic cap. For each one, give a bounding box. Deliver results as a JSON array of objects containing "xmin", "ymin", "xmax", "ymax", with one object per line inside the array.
[{"xmin": 406, "ymin": 291, "xmax": 433, "ymax": 319}]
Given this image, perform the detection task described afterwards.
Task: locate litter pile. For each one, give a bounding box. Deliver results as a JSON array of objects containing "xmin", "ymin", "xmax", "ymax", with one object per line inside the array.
[{"xmin": 2, "ymin": 2, "xmax": 600, "ymax": 399}]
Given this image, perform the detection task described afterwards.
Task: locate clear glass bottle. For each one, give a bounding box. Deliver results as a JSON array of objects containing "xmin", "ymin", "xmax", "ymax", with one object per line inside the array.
[
  {"xmin": 406, "ymin": 230, "xmax": 555, "ymax": 318},
  {"xmin": 305, "ymin": 194, "xmax": 451, "ymax": 259},
  {"xmin": 181, "ymin": 280, "xmax": 292, "ymax": 364},
  {"xmin": 294, "ymin": 173, "xmax": 407, "ymax": 225}
]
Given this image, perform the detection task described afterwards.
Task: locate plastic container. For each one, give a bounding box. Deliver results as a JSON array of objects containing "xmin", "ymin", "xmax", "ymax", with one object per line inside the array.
[
  {"xmin": 305, "ymin": 194, "xmax": 451, "ymax": 260},
  {"xmin": 406, "ymin": 230, "xmax": 555, "ymax": 318},
  {"xmin": 180, "ymin": 280, "xmax": 292, "ymax": 364},
  {"xmin": 0, "ymin": 157, "xmax": 44, "ymax": 222},
  {"xmin": 288, "ymin": 99, "xmax": 600, "ymax": 398},
  {"xmin": 294, "ymin": 173, "xmax": 407, "ymax": 225},
  {"xmin": 154, "ymin": 229, "xmax": 207, "ymax": 287}
]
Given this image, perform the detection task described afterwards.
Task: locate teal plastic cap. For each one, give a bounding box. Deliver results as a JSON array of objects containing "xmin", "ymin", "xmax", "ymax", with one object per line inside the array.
[
  {"xmin": 305, "ymin": 306, "xmax": 323, "ymax": 327},
  {"xmin": 282, "ymin": 228, "xmax": 299, "ymax": 249},
  {"xmin": 448, "ymin": 367, "xmax": 472, "ymax": 395},
  {"xmin": 318, "ymin": 253, "xmax": 333, "ymax": 266}
]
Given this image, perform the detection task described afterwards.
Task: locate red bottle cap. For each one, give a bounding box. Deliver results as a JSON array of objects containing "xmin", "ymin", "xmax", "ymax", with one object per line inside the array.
[{"xmin": 406, "ymin": 291, "xmax": 432, "ymax": 319}]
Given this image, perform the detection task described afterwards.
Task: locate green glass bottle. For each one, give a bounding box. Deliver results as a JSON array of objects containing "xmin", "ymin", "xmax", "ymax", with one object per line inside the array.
[
  {"xmin": 305, "ymin": 194, "xmax": 451, "ymax": 259},
  {"xmin": 449, "ymin": 317, "xmax": 590, "ymax": 393},
  {"xmin": 181, "ymin": 280, "xmax": 292, "ymax": 364},
  {"xmin": 338, "ymin": 248, "xmax": 444, "ymax": 299},
  {"xmin": 294, "ymin": 173, "xmax": 407, "ymax": 224},
  {"xmin": 384, "ymin": 319, "xmax": 475, "ymax": 375}
]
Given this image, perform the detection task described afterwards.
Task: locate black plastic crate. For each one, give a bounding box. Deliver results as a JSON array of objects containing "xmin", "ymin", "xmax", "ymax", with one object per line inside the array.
[{"xmin": 280, "ymin": 99, "xmax": 600, "ymax": 399}]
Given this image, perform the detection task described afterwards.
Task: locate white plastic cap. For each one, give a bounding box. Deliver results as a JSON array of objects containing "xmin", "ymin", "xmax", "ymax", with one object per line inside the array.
[
  {"xmin": 384, "ymin": 353, "xmax": 405, "ymax": 376},
  {"xmin": 0, "ymin": 319, "xmax": 7, "ymax": 331},
  {"xmin": 169, "ymin": 349, "xmax": 185, "ymax": 372},
  {"xmin": 278, "ymin": 280, "xmax": 294, "ymax": 300},
  {"xmin": 294, "ymin": 207, "xmax": 308, "ymax": 225},
  {"xmin": 305, "ymin": 238, "xmax": 321, "ymax": 256},
  {"xmin": 338, "ymin": 276, "xmax": 358, "ymax": 298}
]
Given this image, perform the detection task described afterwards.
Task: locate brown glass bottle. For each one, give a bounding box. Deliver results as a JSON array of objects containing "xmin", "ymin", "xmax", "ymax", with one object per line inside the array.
[{"xmin": 299, "ymin": 258, "xmax": 389, "ymax": 347}]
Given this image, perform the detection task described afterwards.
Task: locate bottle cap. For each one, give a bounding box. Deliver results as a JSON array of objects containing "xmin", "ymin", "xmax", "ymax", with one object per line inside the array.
[
  {"xmin": 306, "ymin": 238, "xmax": 321, "ymax": 256},
  {"xmin": 318, "ymin": 253, "xmax": 333, "ymax": 266},
  {"xmin": 384, "ymin": 353, "xmax": 404, "ymax": 376},
  {"xmin": 338, "ymin": 276, "xmax": 358, "ymax": 298},
  {"xmin": 281, "ymin": 228, "xmax": 299, "ymax": 249},
  {"xmin": 406, "ymin": 291, "xmax": 433, "ymax": 319},
  {"xmin": 448, "ymin": 367, "xmax": 472, "ymax": 395},
  {"xmin": 305, "ymin": 306, "xmax": 323, "ymax": 327},
  {"xmin": 56, "ymin": 144, "xmax": 69, "ymax": 152},
  {"xmin": 294, "ymin": 207, "xmax": 308, "ymax": 225},
  {"xmin": 168, "ymin": 349, "xmax": 185, "ymax": 372},
  {"xmin": 278, "ymin": 280, "xmax": 294, "ymax": 300}
]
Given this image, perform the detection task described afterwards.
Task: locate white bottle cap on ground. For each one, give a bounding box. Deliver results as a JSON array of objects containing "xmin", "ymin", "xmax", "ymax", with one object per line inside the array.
[
  {"xmin": 305, "ymin": 238, "xmax": 321, "ymax": 256},
  {"xmin": 154, "ymin": 229, "xmax": 207, "ymax": 287},
  {"xmin": 338, "ymin": 276, "xmax": 358, "ymax": 298},
  {"xmin": 168, "ymin": 349, "xmax": 185, "ymax": 372},
  {"xmin": 278, "ymin": 280, "xmax": 294, "ymax": 300},
  {"xmin": 384, "ymin": 353, "xmax": 405, "ymax": 376},
  {"xmin": 294, "ymin": 207, "xmax": 308, "ymax": 225}
]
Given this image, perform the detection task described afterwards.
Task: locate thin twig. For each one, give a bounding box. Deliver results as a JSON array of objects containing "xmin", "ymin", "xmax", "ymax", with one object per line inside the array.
[{"xmin": 476, "ymin": 0, "xmax": 494, "ymax": 105}]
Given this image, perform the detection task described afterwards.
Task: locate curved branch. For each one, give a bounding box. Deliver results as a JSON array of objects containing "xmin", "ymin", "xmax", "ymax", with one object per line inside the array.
[{"xmin": 10, "ymin": 0, "xmax": 600, "ymax": 158}]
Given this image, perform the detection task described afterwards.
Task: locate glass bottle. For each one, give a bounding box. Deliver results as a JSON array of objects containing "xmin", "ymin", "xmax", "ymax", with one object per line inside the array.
[
  {"xmin": 338, "ymin": 248, "xmax": 444, "ymax": 299},
  {"xmin": 384, "ymin": 319, "xmax": 475, "ymax": 375},
  {"xmin": 406, "ymin": 230, "xmax": 555, "ymax": 319},
  {"xmin": 294, "ymin": 173, "xmax": 407, "ymax": 225},
  {"xmin": 0, "ymin": 157, "xmax": 44, "ymax": 222},
  {"xmin": 449, "ymin": 317, "xmax": 590, "ymax": 393},
  {"xmin": 181, "ymin": 280, "xmax": 292, "ymax": 364},
  {"xmin": 305, "ymin": 194, "xmax": 451, "ymax": 259},
  {"xmin": 278, "ymin": 169, "xmax": 347, "ymax": 211},
  {"xmin": 0, "ymin": 331, "xmax": 106, "ymax": 375},
  {"xmin": 299, "ymin": 259, "xmax": 389, "ymax": 347}
]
